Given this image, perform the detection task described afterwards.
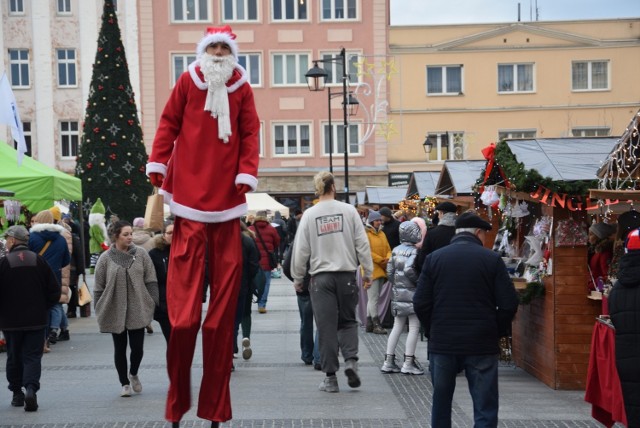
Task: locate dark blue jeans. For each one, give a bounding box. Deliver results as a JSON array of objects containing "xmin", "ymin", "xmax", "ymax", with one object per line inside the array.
[
  {"xmin": 296, "ymin": 294, "xmax": 320, "ymax": 364},
  {"xmin": 429, "ymin": 353, "xmax": 499, "ymax": 428},
  {"xmin": 4, "ymin": 328, "xmax": 45, "ymax": 392}
]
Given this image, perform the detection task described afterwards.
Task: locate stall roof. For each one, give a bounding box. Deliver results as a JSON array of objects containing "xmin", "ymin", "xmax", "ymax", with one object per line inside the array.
[
  {"xmin": 506, "ymin": 138, "xmax": 619, "ymax": 181},
  {"xmin": 407, "ymin": 171, "xmax": 441, "ymax": 198},
  {"xmin": 365, "ymin": 186, "xmax": 407, "ymax": 205},
  {"xmin": 436, "ymin": 160, "xmax": 486, "ymax": 196},
  {"xmin": 0, "ymin": 188, "xmax": 15, "ymax": 197},
  {"xmin": 356, "ymin": 191, "xmax": 366, "ymax": 205}
]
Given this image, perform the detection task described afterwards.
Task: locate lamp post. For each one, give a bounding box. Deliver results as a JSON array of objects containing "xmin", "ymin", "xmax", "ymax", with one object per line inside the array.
[{"xmin": 306, "ymin": 47, "xmax": 357, "ymax": 203}]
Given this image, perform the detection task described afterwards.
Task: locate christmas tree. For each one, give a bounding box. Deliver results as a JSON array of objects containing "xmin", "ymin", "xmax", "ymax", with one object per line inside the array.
[{"xmin": 75, "ymin": 0, "xmax": 150, "ymax": 222}]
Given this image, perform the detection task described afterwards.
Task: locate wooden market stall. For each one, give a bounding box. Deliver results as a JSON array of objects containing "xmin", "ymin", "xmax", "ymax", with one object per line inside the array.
[{"xmin": 485, "ymin": 137, "xmax": 619, "ymax": 390}]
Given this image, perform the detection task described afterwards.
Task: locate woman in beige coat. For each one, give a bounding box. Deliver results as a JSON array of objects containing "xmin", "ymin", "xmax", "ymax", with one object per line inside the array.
[{"xmin": 94, "ymin": 220, "xmax": 158, "ymax": 398}]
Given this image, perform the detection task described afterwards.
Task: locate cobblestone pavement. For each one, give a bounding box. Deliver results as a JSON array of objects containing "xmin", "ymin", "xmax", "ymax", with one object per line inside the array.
[{"xmin": 0, "ymin": 275, "xmax": 617, "ymax": 427}]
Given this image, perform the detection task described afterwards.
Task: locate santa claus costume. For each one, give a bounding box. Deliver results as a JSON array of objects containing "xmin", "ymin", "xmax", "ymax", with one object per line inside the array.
[{"xmin": 146, "ymin": 25, "xmax": 260, "ymax": 425}]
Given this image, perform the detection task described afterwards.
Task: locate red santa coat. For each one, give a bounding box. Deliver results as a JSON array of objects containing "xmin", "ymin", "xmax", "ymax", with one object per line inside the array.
[{"xmin": 147, "ymin": 62, "xmax": 260, "ymax": 223}]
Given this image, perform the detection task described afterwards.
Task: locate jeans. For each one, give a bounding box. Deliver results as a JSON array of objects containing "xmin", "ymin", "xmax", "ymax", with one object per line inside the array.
[
  {"xmin": 4, "ymin": 329, "xmax": 45, "ymax": 392},
  {"xmin": 257, "ymin": 269, "xmax": 272, "ymax": 308},
  {"xmin": 429, "ymin": 353, "xmax": 499, "ymax": 428},
  {"xmin": 49, "ymin": 303, "xmax": 68, "ymax": 330},
  {"xmin": 296, "ymin": 294, "xmax": 320, "ymax": 364}
]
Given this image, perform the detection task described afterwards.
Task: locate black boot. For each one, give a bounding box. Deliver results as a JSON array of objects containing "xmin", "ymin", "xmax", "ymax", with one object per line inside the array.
[
  {"xmin": 372, "ymin": 317, "xmax": 387, "ymax": 335},
  {"xmin": 211, "ymin": 423, "xmax": 219, "ymax": 428},
  {"xmin": 11, "ymin": 389, "xmax": 24, "ymax": 407},
  {"xmin": 365, "ymin": 316, "xmax": 373, "ymax": 333},
  {"xmin": 24, "ymin": 386, "xmax": 38, "ymax": 412},
  {"xmin": 172, "ymin": 423, "xmax": 180, "ymax": 428}
]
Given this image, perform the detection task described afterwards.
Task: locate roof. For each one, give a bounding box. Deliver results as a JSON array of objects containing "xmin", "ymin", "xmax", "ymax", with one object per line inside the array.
[
  {"xmin": 0, "ymin": 188, "xmax": 15, "ymax": 197},
  {"xmin": 365, "ymin": 186, "xmax": 408, "ymax": 204},
  {"xmin": 436, "ymin": 160, "xmax": 486, "ymax": 195},
  {"xmin": 407, "ymin": 171, "xmax": 441, "ymax": 198},
  {"xmin": 506, "ymin": 138, "xmax": 619, "ymax": 181}
]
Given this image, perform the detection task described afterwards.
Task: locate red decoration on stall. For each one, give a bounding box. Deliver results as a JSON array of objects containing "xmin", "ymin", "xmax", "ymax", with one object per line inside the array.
[{"xmin": 479, "ymin": 143, "xmax": 510, "ymax": 192}]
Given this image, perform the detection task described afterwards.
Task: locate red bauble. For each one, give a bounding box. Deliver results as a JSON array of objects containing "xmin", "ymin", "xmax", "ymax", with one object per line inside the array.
[{"xmin": 109, "ymin": 153, "xmax": 117, "ymax": 160}]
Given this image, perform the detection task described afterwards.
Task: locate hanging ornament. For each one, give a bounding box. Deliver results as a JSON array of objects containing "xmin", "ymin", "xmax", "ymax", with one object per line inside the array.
[
  {"xmin": 100, "ymin": 162, "xmax": 105, "ymax": 166},
  {"xmin": 86, "ymin": 162, "xmax": 93, "ymax": 169},
  {"xmin": 109, "ymin": 154, "xmax": 117, "ymax": 160},
  {"xmin": 110, "ymin": 142, "xmax": 117, "ymax": 147},
  {"xmin": 124, "ymin": 179, "xmax": 131, "ymax": 186},
  {"xmin": 93, "ymin": 127, "xmax": 100, "ymax": 133}
]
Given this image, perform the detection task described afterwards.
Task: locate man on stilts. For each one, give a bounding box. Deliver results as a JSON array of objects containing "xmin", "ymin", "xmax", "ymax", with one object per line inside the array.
[{"xmin": 146, "ymin": 25, "xmax": 260, "ymax": 427}]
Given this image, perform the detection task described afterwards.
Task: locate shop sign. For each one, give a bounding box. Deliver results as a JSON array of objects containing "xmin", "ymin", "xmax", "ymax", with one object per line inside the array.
[{"xmin": 530, "ymin": 184, "xmax": 623, "ymax": 211}]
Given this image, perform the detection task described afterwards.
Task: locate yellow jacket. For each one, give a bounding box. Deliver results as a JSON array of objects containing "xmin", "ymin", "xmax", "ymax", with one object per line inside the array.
[{"xmin": 365, "ymin": 225, "xmax": 392, "ymax": 280}]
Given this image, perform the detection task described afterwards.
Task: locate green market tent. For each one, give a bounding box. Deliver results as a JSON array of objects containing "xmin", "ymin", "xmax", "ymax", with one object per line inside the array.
[{"xmin": 0, "ymin": 141, "xmax": 82, "ymax": 213}]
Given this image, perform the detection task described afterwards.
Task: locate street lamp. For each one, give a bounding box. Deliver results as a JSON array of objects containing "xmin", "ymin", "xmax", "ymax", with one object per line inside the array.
[
  {"xmin": 423, "ymin": 132, "xmax": 449, "ymax": 161},
  {"xmin": 306, "ymin": 47, "xmax": 354, "ymax": 203},
  {"xmin": 327, "ymin": 88, "xmax": 359, "ymax": 173}
]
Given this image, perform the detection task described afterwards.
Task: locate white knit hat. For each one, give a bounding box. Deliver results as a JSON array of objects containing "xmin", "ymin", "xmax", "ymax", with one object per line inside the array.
[{"xmin": 196, "ymin": 25, "xmax": 239, "ymax": 59}]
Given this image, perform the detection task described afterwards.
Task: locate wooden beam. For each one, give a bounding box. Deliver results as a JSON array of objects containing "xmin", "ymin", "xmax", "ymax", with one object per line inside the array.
[{"xmin": 588, "ymin": 189, "xmax": 640, "ymax": 201}]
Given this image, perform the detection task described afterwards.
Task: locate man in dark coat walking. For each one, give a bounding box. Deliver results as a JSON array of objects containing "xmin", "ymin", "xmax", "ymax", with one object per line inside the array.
[
  {"xmin": 379, "ymin": 207, "xmax": 400, "ymax": 250},
  {"xmin": 0, "ymin": 226, "xmax": 60, "ymax": 412},
  {"xmin": 414, "ymin": 201, "xmax": 458, "ymax": 275},
  {"xmin": 608, "ymin": 227, "xmax": 640, "ymax": 427},
  {"xmin": 413, "ymin": 212, "xmax": 518, "ymax": 427}
]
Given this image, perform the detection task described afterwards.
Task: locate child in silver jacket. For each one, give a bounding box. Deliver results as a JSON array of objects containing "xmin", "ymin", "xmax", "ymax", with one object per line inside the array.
[{"xmin": 382, "ymin": 221, "xmax": 424, "ymax": 375}]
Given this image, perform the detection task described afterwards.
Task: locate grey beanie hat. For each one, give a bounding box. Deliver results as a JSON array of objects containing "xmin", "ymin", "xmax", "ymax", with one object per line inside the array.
[{"xmin": 367, "ymin": 209, "xmax": 382, "ymax": 223}]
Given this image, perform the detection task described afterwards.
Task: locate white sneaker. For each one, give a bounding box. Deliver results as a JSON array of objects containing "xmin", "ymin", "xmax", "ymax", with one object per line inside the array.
[
  {"xmin": 120, "ymin": 384, "xmax": 132, "ymax": 397},
  {"xmin": 129, "ymin": 374, "xmax": 142, "ymax": 393},
  {"xmin": 242, "ymin": 337, "xmax": 252, "ymax": 360}
]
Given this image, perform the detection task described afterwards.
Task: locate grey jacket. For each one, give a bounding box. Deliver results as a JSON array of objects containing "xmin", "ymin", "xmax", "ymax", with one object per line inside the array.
[
  {"xmin": 387, "ymin": 222, "xmax": 421, "ymax": 317},
  {"xmin": 94, "ymin": 244, "xmax": 159, "ymax": 334}
]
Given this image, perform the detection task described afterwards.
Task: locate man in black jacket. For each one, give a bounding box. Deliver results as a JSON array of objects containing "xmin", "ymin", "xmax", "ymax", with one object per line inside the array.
[
  {"xmin": 379, "ymin": 207, "xmax": 400, "ymax": 250},
  {"xmin": 0, "ymin": 226, "xmax": 60, "ymax": 412},
  {"xmin": 414, "ymin": 201, "xmax": 458, "ymax": 275},
  {"xmin": 413, "ymin": 212, "xmax": 518, "ymax": 427},
  {"xmin": 608, "ymin": 227, "xmax": 640, "ymax": 426}
]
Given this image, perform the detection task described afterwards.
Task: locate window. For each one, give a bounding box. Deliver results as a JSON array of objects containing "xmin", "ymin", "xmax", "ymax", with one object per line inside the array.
[
  {"xmin": 272, "ymin": 53, "xmax": 309, "ymax": 86},
  {"xmin": 60, "ymin": 121, "xmax": 79, "ymax": 158},
  {"xmin": 323, "ymin": 123, "xmax": 361, "ymax": 156},
  {"xmin": 9, "ymin": 49, "xmax": 29, "ymax": 88},
  {"xmin": 273, "ymin": 123, "xmax": 311, "ymax": 156},
  {"xmin": 238, "ymin": 53, "xmax": 262, "ymax": 86},
  {"xmin": 427, "ymin": 65, "xmax": 462, "ymax": 95},
  {"xmin": 172, "ymin": 0, "xmax": 209, "ymax": 22},
  {"xmin": 426, "ymin": 132, "xmax": 464, "ymax": 161},
  {"xmin": 258, "ymin": 122, "xmax": 264, "ymax": 157},
  {"xmin": 223, "ymin": 0, "xmax": 257, "ymax": 21},
  {"xmin": 57, "ymin": 49, "xmax": 77, "ymax": 87},
  {"xmin": 498, "ymin": 130, "xmax": 536, "ymax": 140},
  {"xmin": 172, "ymin": 54, "xmax": 197, "ymax": 85},
  {"xmin": 57, "ymin": 0, "xmax": 71, "ymax": 14},
  {"xmin": 112, "ymin": 0, "xmax": 118, "ymax": 12},
  {"xmin": 272, "ymin": 0, "xmax": 307, "ymax": 20},
  {"xmin": 13, "ymin": 121, "xmax": 32, "ymax": 157},
  {"xmin": 321, "ymin": 0, "xmax": 357, "ymax": 20},
  {"xmin": 320, "ymin": 51, "xmax": 359, "ymax": 85},
  {"xmin": 572, "ymin": 127, "xmax": 610, "ymax": 137},
  {"xmin": 9, "ymin": 0, "xmax": 24, "ymax": 14},
  {"xmin": 498, "ymin": 63, "xmax": 534, "ymax": 93},
  {"xmin": 572, "ymin": 60, "xmax": 609, "ymax": 91}
]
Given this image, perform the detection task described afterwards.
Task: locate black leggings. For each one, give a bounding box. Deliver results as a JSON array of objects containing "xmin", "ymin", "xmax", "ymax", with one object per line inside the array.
[{"xmin": 111, "ymin": 328, "xmax": 145, "ymax": 386}]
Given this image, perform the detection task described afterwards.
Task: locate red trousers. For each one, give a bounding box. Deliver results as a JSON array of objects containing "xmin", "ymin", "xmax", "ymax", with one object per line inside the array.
[{"xmin": 165, "ymin": 218, "xmax": 241, "ymax": 423}]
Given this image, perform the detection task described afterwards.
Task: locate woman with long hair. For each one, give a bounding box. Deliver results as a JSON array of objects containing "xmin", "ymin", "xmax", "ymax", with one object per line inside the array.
[{"xmin": 94, "ymin": 220, "xmax": 158, "ymax": 397}]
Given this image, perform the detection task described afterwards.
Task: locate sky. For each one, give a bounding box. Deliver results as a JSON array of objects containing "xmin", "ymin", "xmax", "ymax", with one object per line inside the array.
[{"xmin": 389, "ymin": 0, "xmax": 640, "ymax": 26}]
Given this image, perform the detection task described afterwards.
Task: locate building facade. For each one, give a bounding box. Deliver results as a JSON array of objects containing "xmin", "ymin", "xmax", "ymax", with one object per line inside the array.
[
  {"xmin": 138, "ymin": 0, "xmax": 390, "ymax": 210},
  {"xmin": 1, "ymin": 0, "xmax": 140, "ymax": 172},
  {"xmin": 387, "ymin": 19, "xmax": 640, "ymax": 175}
]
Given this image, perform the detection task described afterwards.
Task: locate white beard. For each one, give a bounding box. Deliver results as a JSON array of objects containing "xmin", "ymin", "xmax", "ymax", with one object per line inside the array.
[{"xmin": 200, "ymin": 54, "xmax": 237, "ymax": 143}]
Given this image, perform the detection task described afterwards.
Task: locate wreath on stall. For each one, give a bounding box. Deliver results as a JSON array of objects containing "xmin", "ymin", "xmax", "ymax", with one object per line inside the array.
[{"xmin": 478, "ymin": 141, "xmax": 597, "ymax": 196}]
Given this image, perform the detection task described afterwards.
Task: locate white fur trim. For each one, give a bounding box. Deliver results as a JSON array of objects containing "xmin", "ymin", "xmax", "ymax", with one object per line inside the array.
[
  {"xmin": 146, "ymin": 162, "xmax": 167, "ymax": 177},
  {"xmin": 160, "ymin": 189, "xmax": 248, "ymax": 223},
  {"xmin": 29, "ymin": 223, "xmax": 64, "ymax": 234},
  {"xmin": 196, "ymin": 33, "xmax": 238, "ymax": 59},
  {"xmin": 188, "ymin": 61, "xmax": 248, "ymax": 92},
  {"xmin": 235, "ymin": 173, "xmax": 258, "ymax": 191}
]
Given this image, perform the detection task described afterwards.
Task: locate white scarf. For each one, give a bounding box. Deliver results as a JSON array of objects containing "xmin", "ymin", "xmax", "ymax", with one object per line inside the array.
[{"xmin": 200, "ymin": 54, "xmax": 236, "ymax": 143}]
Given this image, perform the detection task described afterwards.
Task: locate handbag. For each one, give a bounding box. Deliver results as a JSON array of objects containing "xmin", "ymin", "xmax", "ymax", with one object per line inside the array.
[
  {"xmin": 143, "ymin": 187, "xmax": 164, "ymax": 231},
  {"xmin": 254, "ymin": 226, "xmax": 278, "ymax": 269},
  {"xmin": 78, "ymin": 277, "xmax": 92, "ymax": 306}
]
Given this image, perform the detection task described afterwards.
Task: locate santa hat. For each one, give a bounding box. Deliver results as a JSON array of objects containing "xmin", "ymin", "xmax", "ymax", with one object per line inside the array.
[
  {"xmin": 91, "ymin": 198, "xmax": 106, "ymax": 215},
  {"xmin": 196, "ymin": 25, "xmax": 239, "ymax": 59}
]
